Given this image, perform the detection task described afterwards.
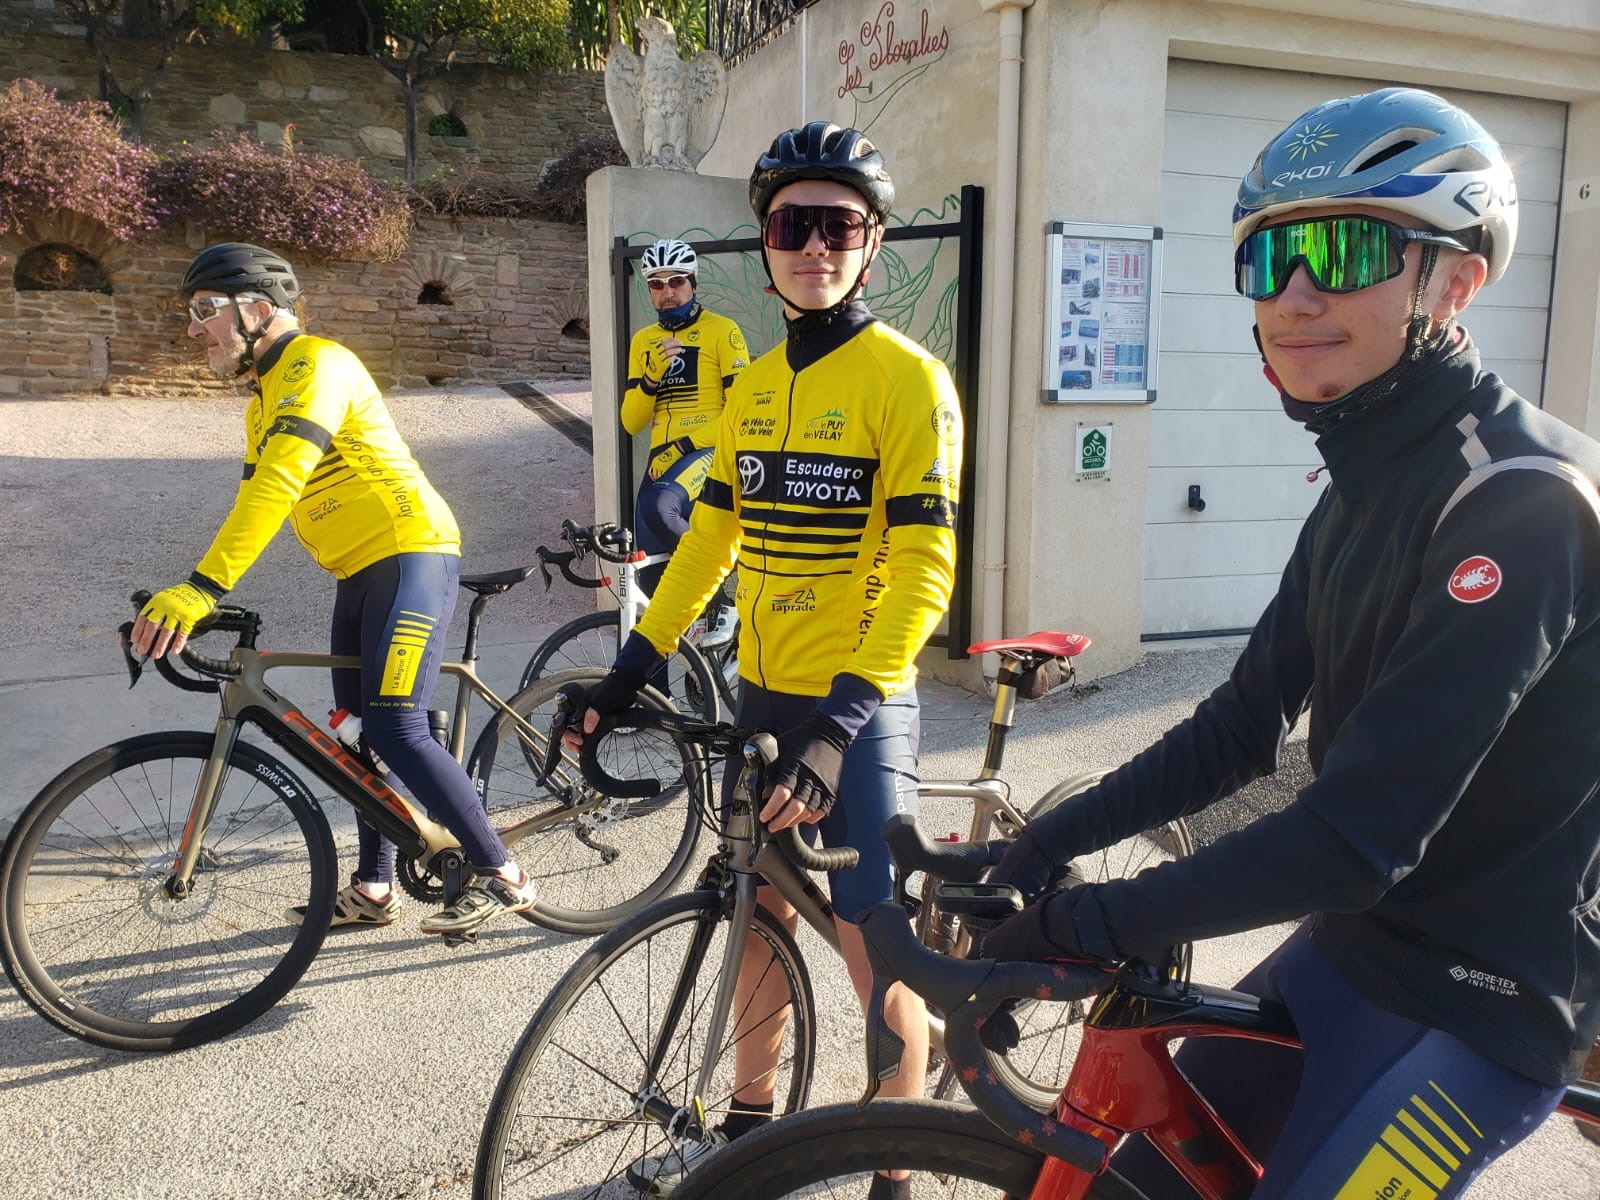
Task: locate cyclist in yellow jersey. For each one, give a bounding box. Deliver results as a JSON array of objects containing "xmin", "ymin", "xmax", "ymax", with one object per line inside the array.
[
  {"xmin": 622, "ymin": 238, "xmax": 748, "ymax": 615},
  {"xmin": 575, "ymin": 125, "xmax": 961, "ymax": 1200},
  {"xmin": 131, "ymin": 243, "xmax": 536, "ymax": 937}
]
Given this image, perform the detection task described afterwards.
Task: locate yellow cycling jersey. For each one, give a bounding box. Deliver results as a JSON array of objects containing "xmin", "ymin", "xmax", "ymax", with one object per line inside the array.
[
  {"xmin": 621, "ymin": 309, "xmax": 749, "ymax": 455},
  {"xmin": 636, "ymin": 315, "xmax": 963, "ymax": 698},
  {"xmin": 195, "ymin": 334, "xmax": 460, "ymax": 591}
]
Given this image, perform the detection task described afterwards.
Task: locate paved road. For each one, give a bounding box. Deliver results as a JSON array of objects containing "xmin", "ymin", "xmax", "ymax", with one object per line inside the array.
[{"xmin": 1, "ymin": 385, "xmax": 1595, "ymax": 1198}]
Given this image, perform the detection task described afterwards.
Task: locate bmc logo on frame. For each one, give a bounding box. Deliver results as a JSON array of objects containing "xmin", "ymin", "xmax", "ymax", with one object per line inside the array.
[{"xmin": 1447, "ymin": 555, "xmax": 1501, "ymax": 604}]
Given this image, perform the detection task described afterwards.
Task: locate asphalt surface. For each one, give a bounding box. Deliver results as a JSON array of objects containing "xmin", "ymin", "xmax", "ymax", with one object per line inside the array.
[{"xmin": 1, "ymin": 383, "xmax": 1596, "ymax": 1198}]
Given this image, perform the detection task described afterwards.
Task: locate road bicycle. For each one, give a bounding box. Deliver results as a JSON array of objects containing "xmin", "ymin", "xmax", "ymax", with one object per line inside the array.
[
  {"xmin": 471, "ymin": 632, "xmax": 1196, "ymax": 1198},
  {"xmin": 0, "ymin": 569, "xmax": 707, "ymax": 1052},
  {"xmin": 672, "ymin": 845, "xmax": 1600, "ymax": 1199},
  {"xmin": 520, "ymin": 519, "xmax": 740, "ymax": 720}
]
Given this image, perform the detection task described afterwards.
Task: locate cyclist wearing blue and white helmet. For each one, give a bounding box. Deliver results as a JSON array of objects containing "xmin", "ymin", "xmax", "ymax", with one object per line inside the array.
[
  {"xmin": 622, "ymin": 238, "xmax": 749, "ymax": 600},
  {"xmin": 987, "ymin": 88, "xmax": 1600, "ymax": 1197}
]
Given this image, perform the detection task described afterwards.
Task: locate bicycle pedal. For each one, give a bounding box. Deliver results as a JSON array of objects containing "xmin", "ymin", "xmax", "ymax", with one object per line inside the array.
[{"xmin": 441, "ymin": 929, "xmax": 478, "ymax": 947}]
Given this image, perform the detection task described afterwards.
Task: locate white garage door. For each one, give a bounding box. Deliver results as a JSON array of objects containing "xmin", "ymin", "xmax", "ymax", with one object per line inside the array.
[{"xmin": 1145, "ymin": 60, "xmax": 1565, "ymax": 637}]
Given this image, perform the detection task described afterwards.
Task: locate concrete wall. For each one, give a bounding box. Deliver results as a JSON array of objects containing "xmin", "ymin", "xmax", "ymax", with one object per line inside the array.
[{"xmin": 677, "ymin": 0, "xmax": 1600, "ymax": 682}]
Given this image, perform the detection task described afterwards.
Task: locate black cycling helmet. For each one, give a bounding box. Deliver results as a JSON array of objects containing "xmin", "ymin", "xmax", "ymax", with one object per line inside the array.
[
  {"xmin": 749, "ymin": 122, "xmax": 895, "ymax": 221},
  {"xmin": 181, "ymin": 242, "xmax": 300, "ymax": 309}
]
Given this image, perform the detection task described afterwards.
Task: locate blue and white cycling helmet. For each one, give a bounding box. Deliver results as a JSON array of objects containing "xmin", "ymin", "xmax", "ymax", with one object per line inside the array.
[
  {"xmin": 1232, "ymin": 88, "xmax": 1518, "ymax": 284},
  {"xmin": 639, "ymin": 238, "xmax": 698, "ymax": 279}
]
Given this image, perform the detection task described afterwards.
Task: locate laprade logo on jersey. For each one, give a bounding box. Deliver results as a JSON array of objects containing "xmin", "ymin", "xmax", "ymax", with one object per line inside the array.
[
  {"xmin": 282, "ymin": 356, "xmax": 315, "ymax": 384},
  {"xmin": 771, "ymin": 587, "xmax": 817, "ymax": 613},
  {"xmin": 1447, "ymin": 556, "xmax": 1501, "ymax": 604},
  {"xmin": 306, "ymin": 497, "xmax": 342, "ymax": 522}
]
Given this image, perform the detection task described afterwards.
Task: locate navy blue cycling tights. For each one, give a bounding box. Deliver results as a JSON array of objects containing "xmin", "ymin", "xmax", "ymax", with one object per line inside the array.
[
  {"xmin": 330, "ymin": 553, "xmax": 507, "ymax": 883},
  {"xmin": 1113, "ymin": 925, "xmax": 1563, "ymax": 1199}
]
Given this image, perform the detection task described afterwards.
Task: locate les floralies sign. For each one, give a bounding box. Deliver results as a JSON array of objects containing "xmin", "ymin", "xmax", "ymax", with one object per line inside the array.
[{"xmin": 838, "ymin": 1, "xmax": 951, "ymax": 100}]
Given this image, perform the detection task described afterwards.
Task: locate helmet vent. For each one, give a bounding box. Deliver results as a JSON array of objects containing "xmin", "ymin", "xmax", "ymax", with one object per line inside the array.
[{"xmin": 1350, "ymin": 134, "xmax": 1422, "ymax": 175}]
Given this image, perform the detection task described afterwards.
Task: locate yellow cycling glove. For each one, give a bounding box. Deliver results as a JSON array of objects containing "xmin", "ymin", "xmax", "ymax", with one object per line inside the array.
[{"xmin": 141, "ymin": 581, "xmax": 218, "ymax": 635}]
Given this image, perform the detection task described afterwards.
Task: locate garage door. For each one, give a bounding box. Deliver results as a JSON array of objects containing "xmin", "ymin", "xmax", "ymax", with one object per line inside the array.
[{"xmin": 1145, "ymin": 61, "xmax": 1565, "ymax": 637}]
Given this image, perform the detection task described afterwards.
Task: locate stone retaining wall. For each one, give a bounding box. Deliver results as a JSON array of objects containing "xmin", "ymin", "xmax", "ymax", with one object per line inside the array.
[
  {"xmin": 0, "ymin": 19, "xmax": 609, "ymax": 394},
  {"xmin": 0, "ymin": 213, "xmax": 589, "ymax": 395}
]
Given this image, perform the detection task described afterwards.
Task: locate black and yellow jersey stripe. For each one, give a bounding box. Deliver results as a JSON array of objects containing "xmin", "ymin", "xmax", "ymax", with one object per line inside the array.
[
  {"xmin": 195, "ymin": 334, "xmax": 460, "ymax": 590},
  {"xmin": 622, "ymin": 309, "xmax": 749, "ymax": 454},
  {"xmin": 635, "ymin": 308, "xmax": 962, "ymax": 699}
]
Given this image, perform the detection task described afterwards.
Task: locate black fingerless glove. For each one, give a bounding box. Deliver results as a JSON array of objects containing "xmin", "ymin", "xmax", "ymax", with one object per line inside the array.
[
  {"xmin": 770, "ymin": 712, "xmax": 853, "ymax": 816},
  {"xmin": 586, "ymin": 634, "xmax": 658, "ymax": 718}
]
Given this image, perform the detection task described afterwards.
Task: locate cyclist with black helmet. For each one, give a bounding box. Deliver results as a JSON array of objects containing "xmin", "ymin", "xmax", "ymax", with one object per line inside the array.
[
  {"xmin": 623, "ymin": 238, "xmax": 749, "ymax": 601},
  {"xmin": 573, "ymin": 123, "xmax": 962, "ymax": 1199},
  {"xmin": 984, "ymin": 89, "xmax": 1600, "ymax": 1197},
  {"xmin": 133, "ymin": 242, "xmax": 538, "ymax": 937}
]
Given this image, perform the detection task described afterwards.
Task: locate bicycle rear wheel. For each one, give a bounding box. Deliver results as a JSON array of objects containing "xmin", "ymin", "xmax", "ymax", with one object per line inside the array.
[
  {"xmin": 0, "ymin": 732, "xmax": 336, "ymax": 1051},
  {"xmin": 668, "ymin": 1099, "xmax": 1144, "ymax": 1199},
  {"xmin": 519, "ymin": 609, "xmax": 724, "ymax": 721},
  {"xmin": 468, "ymin": 669, "xmax": 708, "ymax": 934},
  {"xmin": 474, "ymin": 890, "xmax": 816, "ymax": 1199},
  {"xmin": 934, "ymin": 771, "xmax": 1195, "ymax": 1110}
]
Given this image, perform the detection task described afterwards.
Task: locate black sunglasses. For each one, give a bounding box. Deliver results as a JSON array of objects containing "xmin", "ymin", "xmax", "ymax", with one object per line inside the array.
[{"xmin": 763, "ymin": 205, "xmax": 872, "ymax": 252}]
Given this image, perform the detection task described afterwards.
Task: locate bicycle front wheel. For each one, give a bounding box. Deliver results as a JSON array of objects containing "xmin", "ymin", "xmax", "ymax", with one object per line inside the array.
[
  {"xmin": 468, "ymin": 668, "xmax": 708, "ymax": 934},
  {"xmin": 0, "ymin": 732, "xmax": 336, "ymax": 1051},
  {"xmin": 937, "ymin": 771, "xmax": 1196, "ymax": 1111},
  {"xmin": 474, "ymin": 889, "xmax": 816, "ymax": 1199},
  {"xmin": 669, "ymin": 1099, "xmax": 1144, "ymax": 1199},
  {"xmin": 519, "ymin": 609, "xmax": 724, "ymax": 721}
]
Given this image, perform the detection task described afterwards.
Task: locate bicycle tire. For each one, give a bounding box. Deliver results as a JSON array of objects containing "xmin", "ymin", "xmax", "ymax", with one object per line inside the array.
[
  {"xmin": 467, "ymin": 668, "xmax": 708, "ymax": 934},
  {"xmin": 669, "ymin": 1098, "xmax": 1146, "ymax": 1199},
  {"xmin": 474, "ymin": 889, "xmax": 816, "ymax": 1199},
  {"xmin": 0, "ymin": 732, "xmax": 336, "ymax": 1052},
  {"xmin": 519, "ymin": 608, "xmax": 724, "ymax": 722},
  {"xmin": 934, "ymin": 771, "xmax": 1196, "ymax": 1111}
]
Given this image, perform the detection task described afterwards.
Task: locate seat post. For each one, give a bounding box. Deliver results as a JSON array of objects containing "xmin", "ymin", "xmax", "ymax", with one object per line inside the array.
[
  {"xmin": 461, "ymin": 591, "xmax": 491, "ymax": 664},
  {"xmin": 978, "ymin": 663, "xmax": 1021, "ymax": 777}
]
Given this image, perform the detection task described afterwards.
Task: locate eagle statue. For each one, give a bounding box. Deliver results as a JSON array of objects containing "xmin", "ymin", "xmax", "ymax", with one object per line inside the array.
[{"xmin": 606, "ymin": 16, "xmax": 729, "ymax": 172}]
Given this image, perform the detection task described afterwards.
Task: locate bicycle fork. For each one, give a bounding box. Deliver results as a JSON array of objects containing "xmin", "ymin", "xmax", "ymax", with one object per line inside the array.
[{"xmin": 164, "ymin": 717, "xmax": 245, "ymax": 898}]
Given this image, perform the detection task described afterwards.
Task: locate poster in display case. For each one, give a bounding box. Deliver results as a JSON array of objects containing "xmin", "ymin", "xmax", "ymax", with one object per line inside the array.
[{"xmin": 1041, "ymin": 222, "xmax": 1162, "ymax": 404}]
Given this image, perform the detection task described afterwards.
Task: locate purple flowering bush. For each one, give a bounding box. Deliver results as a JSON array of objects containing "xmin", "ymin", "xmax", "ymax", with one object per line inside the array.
[
  {"xmin": 151, "ymin": 132, "xmax": 411, "ymax": 261},
  {"xmin": 0, "ymin": 80, "xmax": 165, "ymax": 240}
]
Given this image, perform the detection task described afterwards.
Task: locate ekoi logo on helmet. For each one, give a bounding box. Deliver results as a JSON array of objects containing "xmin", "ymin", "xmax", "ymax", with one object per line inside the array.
[{"xmin": 1447, "ymin": 555, "xmax": 1502, "ymax": 604}]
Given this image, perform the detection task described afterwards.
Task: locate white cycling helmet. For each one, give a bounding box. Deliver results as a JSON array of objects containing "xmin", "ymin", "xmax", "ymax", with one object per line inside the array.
[
  {"xmin": 1232, "ymin": 87, "xmax": 1518, "ymax": 284},
  {"xmin": 639, "ymin": 239, "xmax": 698, "ymax": 279}
]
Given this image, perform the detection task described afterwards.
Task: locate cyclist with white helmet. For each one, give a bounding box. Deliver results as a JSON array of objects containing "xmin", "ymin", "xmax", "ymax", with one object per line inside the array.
[
  {"xmin": 623, "ymin": 238, "xmax": 749, "ymax": 599},
  {"xmin": 985, "ymin": 88, "xmax": 1600, "ymax": 1196}
]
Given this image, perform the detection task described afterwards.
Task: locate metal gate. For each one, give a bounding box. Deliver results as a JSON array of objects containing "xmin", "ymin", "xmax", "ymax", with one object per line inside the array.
[{"xmin": 610, "ymin": 183, "xmax": 984, "ymax": 656}]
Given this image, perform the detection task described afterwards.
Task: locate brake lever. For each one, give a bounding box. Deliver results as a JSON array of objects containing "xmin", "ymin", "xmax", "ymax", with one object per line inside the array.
[
  {"xmin": 534, "ymin": 546, "xmax": 557, "ymax": 592},
  {"xmin": 857, "ymin": 975, "xmax": 905, "ymax": 1108},
  {"xmin": 537, "ymin": 684, "xmax": 582, "ymax": 784},
  {"xmin": 117, "ymin": 621, "xmax": 145, "ymax": 689}
]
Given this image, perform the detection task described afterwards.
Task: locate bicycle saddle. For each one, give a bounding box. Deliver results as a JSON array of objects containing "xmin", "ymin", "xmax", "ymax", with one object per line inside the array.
[
  {"xmin": 460, "ymin": 565, "xmax": 539, "ymax": 595},
  {"xmin": 967, "ymin": 631, "xmax": 1091, "ymax": 663}
]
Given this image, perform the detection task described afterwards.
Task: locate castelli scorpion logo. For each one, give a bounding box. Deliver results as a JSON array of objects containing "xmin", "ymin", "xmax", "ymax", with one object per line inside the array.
[{"xmin": 1448, "ymin": 555, "xmax": 1502, "ymax": 604}]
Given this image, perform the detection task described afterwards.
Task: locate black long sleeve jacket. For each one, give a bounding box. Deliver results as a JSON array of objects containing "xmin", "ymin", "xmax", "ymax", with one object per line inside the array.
[{"xmin": 1062, "ymin": 334, "xmax": 1600, "ymax": 1086}]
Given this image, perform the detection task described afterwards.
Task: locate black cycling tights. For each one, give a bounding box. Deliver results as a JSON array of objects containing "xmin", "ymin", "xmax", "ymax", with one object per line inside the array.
[{"xmin": 330, "ymin": 552, "xmax": 507, "ymax": 883}]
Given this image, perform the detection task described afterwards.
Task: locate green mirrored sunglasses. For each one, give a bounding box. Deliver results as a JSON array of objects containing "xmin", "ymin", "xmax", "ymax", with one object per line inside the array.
[{"xmin": 1235, "ymin": 214, "xmax": 1471, "ymax": 301}]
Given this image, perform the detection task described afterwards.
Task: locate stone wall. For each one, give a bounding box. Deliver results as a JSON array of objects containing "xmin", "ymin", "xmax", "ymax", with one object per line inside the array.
[
  {"xmin": 0, "ymin": 212, "xmax": 590, "ymax": 396},
  {"xmin": 0, "ymin": 18, "xmax": 610, "ymax": 394},
  {"xmin": 0, "ymin": 24, "xmax": 610, "ymax": 183}
]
